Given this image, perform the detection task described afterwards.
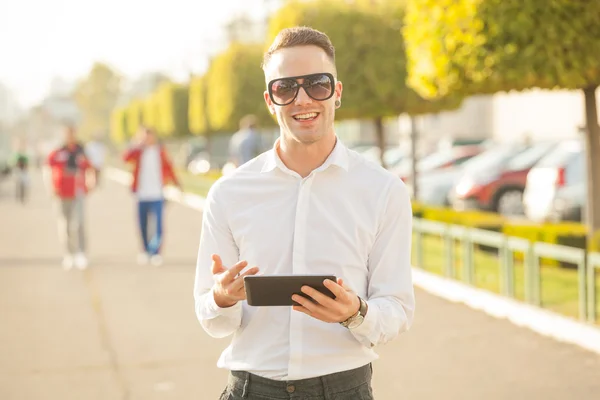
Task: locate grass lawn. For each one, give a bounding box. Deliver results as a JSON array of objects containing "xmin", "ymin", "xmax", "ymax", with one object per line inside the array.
[
  {"xmin": 176, "ymin": 168, "xmax": 219, "ymax": 198},
  {"xmin": 414, "ymin": 234, "xmax": 600, "ymax": 324}
]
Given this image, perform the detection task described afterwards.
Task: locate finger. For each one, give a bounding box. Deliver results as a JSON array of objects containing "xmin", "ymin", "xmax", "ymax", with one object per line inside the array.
[
  {"xmin": 292, "ymin": 294, "xmax": 323, "ymax": 313},
  {"xmin": 228, "ymin": 266, "xmax": 259, "ymax": 293},
  {"xmin": 222, "ymin": 260, "xmax": 249, "ymax": 283},
  {"xmin": 211, "ymin": 254, "xmax": 225, "ymax": 275},
  {"xmin": 323, "ymin": 279, "xmax": 350, "ymax": 298},
  {"xmin": 300, "ymin": 285, "xmax": 338, "ymax": 308}
]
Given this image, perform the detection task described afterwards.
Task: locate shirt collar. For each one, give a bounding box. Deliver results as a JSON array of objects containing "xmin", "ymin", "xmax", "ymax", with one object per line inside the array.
[{"xmin": 261, "ymin": 137, "xmax": 349, "ymax": 174}]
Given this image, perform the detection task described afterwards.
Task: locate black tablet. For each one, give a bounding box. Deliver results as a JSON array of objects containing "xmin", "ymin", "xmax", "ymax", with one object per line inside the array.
[{"xmin": 244, "ymin": 275, "xmax": 337, "ymax": 306}]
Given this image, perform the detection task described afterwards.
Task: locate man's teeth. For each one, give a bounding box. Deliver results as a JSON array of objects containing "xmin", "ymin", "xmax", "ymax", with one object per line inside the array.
[{"xmin": 294, "ymin": 112, "xmax": 318, "ymax": 120}]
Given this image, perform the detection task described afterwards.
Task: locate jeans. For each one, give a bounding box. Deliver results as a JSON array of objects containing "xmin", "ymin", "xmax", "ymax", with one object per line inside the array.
[
  {"xmin": 137, "ymin": 199, "xmax": 164, "ymax": 255},
  {"xmin": 58, "ymin": 196, "xmax": 85, "ymax": 254},
  {"xmin": 219, "ymin": 364, "xmax": 374, "ymax": 399}
]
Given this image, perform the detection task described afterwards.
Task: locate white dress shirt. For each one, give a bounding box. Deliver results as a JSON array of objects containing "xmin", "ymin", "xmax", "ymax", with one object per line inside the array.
[{"xmin": 194, "ymin": 138, "xmax": 414, "ymax": 380}]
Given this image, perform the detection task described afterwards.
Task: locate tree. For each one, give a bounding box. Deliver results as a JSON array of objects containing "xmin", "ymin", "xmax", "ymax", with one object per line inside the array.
[
  {"xmin": 126, "ymin": 100, "xmax": 143, "ymax": 139},
  {"xmin": 73, "ymin": 63, "xmax": 121, "ymax": 140},
  {"xmin": 110, "ymin": 108, "xmax": 128, "ymax": 144},
  {"xmin": 267, "ymin": 0, "xmax": 460, "ymax": 167},
  {"xmin": 155, "ymin": 82, "xmax": 190, "ymax": 137},
  {"xmin": 206, "ymin": 42, "xmax": 276, "ymax": 133},
  {"xmin": 404, "ymin": 0, "xmax": 600, "ymax": 246},
  {"xmin": 141, "ymin": 92, "xmax": 161, "ymax": 132},
  {"xmin": 188, "ymin": 75, "xmax": 210, "ymax": 136}
]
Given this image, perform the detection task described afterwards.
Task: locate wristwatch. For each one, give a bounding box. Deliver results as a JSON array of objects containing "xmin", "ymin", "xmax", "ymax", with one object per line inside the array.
[{"xmin": 340, "ymin": 296, "xmax": 368, "ymax": 329}]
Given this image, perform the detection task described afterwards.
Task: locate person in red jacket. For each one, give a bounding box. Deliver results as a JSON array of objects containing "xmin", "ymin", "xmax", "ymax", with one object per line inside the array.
[
  {"xmin": 47, "ymin": 125, "xmax": 92, "ymax": 270},
  {"xmin": 123, "ymin": 127, "xmax": 181, "ymax": 266}
]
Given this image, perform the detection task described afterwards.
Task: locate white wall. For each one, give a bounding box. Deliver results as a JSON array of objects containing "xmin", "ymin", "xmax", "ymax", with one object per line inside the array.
[{"xmin": 491, "ymin": 88, "xmax": 600, "ymax": 142}]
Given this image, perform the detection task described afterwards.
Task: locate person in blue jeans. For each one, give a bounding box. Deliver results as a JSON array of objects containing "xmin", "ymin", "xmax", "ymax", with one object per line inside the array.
[{"xmin": 123, "ymin": 127, "xmax": 181, "ymax": 266}]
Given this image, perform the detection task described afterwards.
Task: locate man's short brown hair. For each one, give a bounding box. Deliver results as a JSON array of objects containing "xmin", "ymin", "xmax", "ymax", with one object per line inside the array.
[{"xmin": 262, "ymin": 26, "xmax": 336, "ymax": 71}]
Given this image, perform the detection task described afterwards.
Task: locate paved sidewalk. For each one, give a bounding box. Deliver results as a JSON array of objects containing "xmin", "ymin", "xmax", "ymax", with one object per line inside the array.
[{"xmin": 1, "ymin": 172, "xmax": 599, "ymax": 400}]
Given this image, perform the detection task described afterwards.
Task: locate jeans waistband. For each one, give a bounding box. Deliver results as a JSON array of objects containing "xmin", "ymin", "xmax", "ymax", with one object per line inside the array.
[{"xmin": 228, "ymin": 363, "xmax": 372, "ymax": 398}]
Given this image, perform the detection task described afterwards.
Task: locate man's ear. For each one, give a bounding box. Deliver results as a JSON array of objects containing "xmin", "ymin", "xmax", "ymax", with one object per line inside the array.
[
  {"xmin": 264, "ymin": 91, "xmax": 275, "ymax": 115},
  {"xmin": 335, "ymin": 80, "xmax": 343, "ymax": 104}
]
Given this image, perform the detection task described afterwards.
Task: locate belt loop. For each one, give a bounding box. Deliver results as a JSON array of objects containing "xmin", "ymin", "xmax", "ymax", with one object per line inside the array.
[
  {"xmin": 320, "ymin": 376, "xmax": 332, "ymax": 400},
  {"xmin": 242, "ymin": 372, "xmax": 250, "ymax": 398}
]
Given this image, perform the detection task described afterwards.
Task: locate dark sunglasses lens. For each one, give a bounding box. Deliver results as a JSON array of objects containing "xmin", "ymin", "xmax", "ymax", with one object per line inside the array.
[
  {"xmin": 271, "ymin": 79, "xmax": 298, "ymax": 105},
  {"xmin": 305, "ymin": 74, "xmax": 333, "ymax": 100}
]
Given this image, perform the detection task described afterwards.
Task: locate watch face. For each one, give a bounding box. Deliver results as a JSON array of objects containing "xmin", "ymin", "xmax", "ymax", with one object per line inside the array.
[{"xmin": 348, "ymin": 315, "xmax": 364, "ymax": 329}]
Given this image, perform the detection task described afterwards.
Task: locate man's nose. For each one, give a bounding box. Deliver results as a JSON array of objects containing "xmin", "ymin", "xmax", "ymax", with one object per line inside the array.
[{"xmin": 294, "ymin": 86, "xmax": 313, "ymax": 106}]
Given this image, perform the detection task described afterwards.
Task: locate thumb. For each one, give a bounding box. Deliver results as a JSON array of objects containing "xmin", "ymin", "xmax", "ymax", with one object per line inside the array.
[{"xmin": 211, "ymin": 254, "xmax": 226, "ymax": 275}]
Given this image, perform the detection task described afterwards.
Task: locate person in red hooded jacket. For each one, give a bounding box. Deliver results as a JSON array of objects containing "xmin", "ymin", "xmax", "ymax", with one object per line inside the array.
[
  {"xmin": 47, "ymin": 125, "xmax": 92, "ymax": 270},
  {"xmin": 123, "ymin": 127, "xmax": 181, "ymax": 266}
]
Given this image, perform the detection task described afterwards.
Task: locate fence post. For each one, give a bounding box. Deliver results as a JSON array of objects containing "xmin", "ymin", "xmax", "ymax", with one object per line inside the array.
[
  {"xmin": 500, "ymin": 237, "xmax": 511, "ymax": 297},
  {"xmin": 463, "ymin": 230, "xmax": 474, "ymax": 284},
  {"xmin": 578, "ymin": 255, "xmax": 587, "ymax": 322},
  {"xmin": 531, "ymin": 245, "xmax": 541, "ymax": 307},
  {"xmin": 444, "ymin": 226, "xmax": 454, "ymax": 278},
  {"xmin": 588, "ymin": 254, "xmax": 598, "ymax": 324},
  {"xmin": 415, "ymin": 230, "xmax": 424, "ymax": 269}
]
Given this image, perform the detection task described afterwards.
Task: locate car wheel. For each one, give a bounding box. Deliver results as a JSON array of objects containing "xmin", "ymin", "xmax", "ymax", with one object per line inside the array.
[{"xmin": 496, "ymin": 190, "xmax": 524, "ymax": 216}]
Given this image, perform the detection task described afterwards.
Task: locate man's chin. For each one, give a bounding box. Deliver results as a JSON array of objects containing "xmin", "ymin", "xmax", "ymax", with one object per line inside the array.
[{"xmin": 291, "ymin": 131, "xmax": 322, "ymax": 145}]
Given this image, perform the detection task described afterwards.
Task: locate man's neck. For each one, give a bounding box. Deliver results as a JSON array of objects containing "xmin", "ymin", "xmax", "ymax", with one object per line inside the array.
[{"xmin": 278, "ymin": 133, "xmax": 337, "ymax": 178}]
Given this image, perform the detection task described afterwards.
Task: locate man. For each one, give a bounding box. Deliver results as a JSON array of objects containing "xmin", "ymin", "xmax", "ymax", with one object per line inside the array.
[
  {"xmin": 228, "ymin": 114, "xmax": 264, "ymax": 167},
  {"xmin": 85, "ymin": 133, "xmax": 106, "ymax": 188},
  {"xmin": 123, "ymin": 127, "xmax": 180, "ymax": 267},
  {"xmin": 194, "ymin": 27, "xmax": 414, "ymax": 399},
  {"xmin": 47, "ymin": 125, "xmax": 91, "ymax": 270},
  {"xmin": 11, "ymin": 139, "xmax": 30, "ymax": 204}
]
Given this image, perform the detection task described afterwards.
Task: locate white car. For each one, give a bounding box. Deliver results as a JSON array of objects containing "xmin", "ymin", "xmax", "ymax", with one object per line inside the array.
[{"xmin": 523, "ymin": 139, "xmax": 584, "ymax": 222}]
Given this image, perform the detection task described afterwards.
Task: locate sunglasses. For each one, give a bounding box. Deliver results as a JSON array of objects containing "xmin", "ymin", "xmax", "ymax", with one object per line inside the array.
[{"xmin": 267, "ymin": 73, "xmax": 335, "ymax": 106}]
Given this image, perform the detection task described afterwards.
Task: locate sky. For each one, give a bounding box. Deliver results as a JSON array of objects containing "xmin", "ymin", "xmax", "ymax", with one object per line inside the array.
[{"xmin": 0, "ymin": 0, "xmax": 271, "ymax": 109}]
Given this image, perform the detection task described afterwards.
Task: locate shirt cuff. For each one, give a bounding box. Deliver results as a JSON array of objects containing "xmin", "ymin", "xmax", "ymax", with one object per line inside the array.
[
  {"xmin": 205, "ymin": 288, "xmax": 243, "ymax": 319},
  {"xmin": 349, "ymin": 299, "xmax": 378, "ymax": 348}
]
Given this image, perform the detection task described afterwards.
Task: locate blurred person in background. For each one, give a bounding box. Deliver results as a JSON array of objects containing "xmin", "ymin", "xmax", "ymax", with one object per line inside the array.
[
  {"xmin": 85, "ymin": 133, "xmax": 106, "ymax": 188},
  {"xmin": 123, "ymin": 127, "xmax": 181, "ymax": 267},
  {"xmin": 47, "ymin": 125, "xmax": 92, "ymax": 270},
  {"xmin": 10, "ymin": 138, "xmax": 30, "ymax": 204},
  {"xmin": 228, "ymin": 114, "xmax": 264, "ymax": 167}
]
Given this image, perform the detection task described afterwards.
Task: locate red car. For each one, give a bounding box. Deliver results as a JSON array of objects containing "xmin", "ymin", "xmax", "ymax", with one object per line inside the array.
[{"xmin": 449, "ymin": 141, "xmax": 559, "ymax": 215}]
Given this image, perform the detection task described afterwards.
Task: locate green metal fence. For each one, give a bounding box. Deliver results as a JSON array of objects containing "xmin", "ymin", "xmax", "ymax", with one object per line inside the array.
[{"xmin": 412, "ymin": 218, "xmax": 598, "ymax": 324}]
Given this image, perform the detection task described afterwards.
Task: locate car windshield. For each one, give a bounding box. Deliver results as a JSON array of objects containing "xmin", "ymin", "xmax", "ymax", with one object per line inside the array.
[
  {"xmin": 505, "ymin": 141, "xmax": 558, "ymax": 171},
  {"xmin": 462, "ymin": 144, "xmax": 528, "ymax": 172},
  {"xmin": 535, "ymin": 141, "xmax": 582, "ymax": 168}
]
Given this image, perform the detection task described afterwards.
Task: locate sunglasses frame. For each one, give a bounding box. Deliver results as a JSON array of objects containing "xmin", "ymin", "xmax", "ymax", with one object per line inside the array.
[{"xmin": 267, "ymin": 72, "xmax": 336, "ymax": 106}]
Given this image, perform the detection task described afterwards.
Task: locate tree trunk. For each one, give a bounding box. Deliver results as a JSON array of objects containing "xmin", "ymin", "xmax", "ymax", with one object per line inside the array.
[
  {"xmin": 374, "ymin": 117, "xmax": 386, "ymax": 169},
  {"xmin": 583, "ymin": 85, "xmax": 600, "ymax": 250},
  {"xmin": 410, "ymin": 115, "xmax": 418, "ymax": 199}
]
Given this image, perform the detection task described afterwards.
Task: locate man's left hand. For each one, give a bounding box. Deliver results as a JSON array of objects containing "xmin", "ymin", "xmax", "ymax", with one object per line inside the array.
[{"xmin": 292, "ymin": 278, "xmax": 360, "ymax": 323}]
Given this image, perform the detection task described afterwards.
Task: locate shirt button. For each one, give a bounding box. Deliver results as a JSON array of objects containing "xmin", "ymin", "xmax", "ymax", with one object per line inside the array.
[{"xmin": 286, "ymin": 384, "xmax": 296, "ymax": 393}]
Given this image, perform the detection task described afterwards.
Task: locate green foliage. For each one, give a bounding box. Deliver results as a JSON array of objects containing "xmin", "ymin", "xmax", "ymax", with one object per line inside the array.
[
  {"xmin": 141, "ymin": 92, "xmax": 161, "ymax": 131},
  {"xmin": 404, "ymin": 0, "xmax": 600, "ymax": 99},
  {"xmin": 156, "ymin": 82, "xmax": 190, "ymax": 137},
  {"xmin": 188, "ymin": 75, "xmax": 210, "ymax": 135},
  {"xmin": 126, "ymin": 100, "xmax": 143, "ymax": 138},
  {"xmin": 267, "ymin": 0, "xmax": 459, "ymax": 119},
  {"xmin": 74, "ymin": 62, "xmax": 121, "ymax": 139},
  {"xmin": 206, "ymin": 43, "xmax": 275, "ymax": 132},
  {"xmin": 110, "ymin": 108, "xmax": 128, "ymax": 144}
]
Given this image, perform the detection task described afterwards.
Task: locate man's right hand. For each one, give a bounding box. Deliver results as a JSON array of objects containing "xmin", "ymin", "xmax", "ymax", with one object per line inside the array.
[{"xmin": 211, "ymin": 254, "xmax": 259, "ymax": 308}]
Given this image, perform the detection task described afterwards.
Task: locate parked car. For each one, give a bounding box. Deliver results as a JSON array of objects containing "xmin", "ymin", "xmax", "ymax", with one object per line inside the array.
[
  {"xmin": 412, "ymin": 166, "xmax": 466, "ymax": 206},
  {"xmin": 352, "ymin": 144, "xmax": 407, "ymax": 169},
  {"xmin": 394, "ymin": 145, "xmax": 483, "ymax": 183},
  {"xmin": 523, "ymin": 139, "xmax": 585, "ymax": 222},
  {"xmin": 548, "ymin": 181, "xmax": 585, "ymax": 222},
  {"xmin": 449, "ymin": 141, "xmax": 559, "ymax": 215}
]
